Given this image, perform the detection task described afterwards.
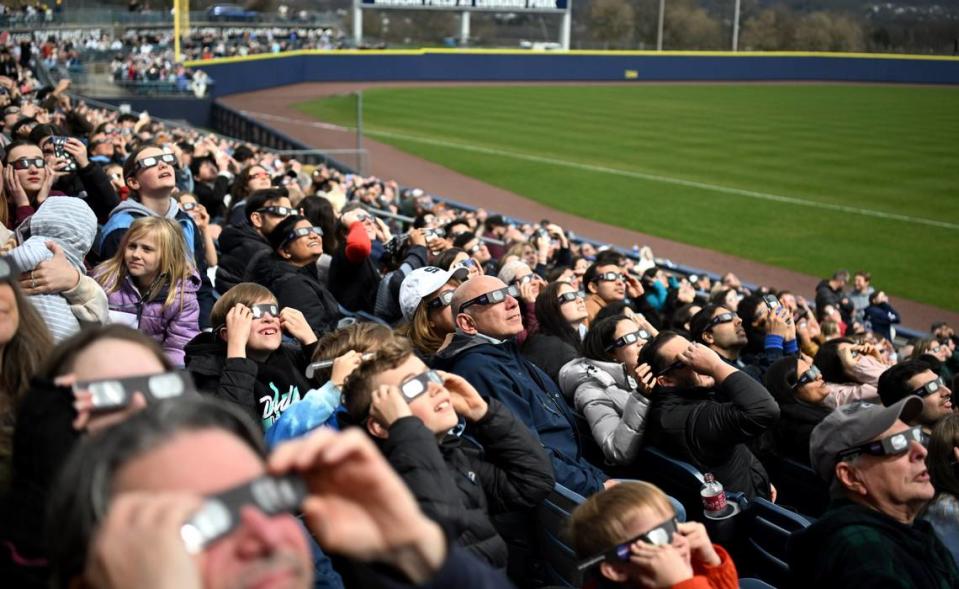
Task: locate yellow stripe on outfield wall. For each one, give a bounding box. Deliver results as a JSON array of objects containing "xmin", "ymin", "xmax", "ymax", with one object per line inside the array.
[{"xmin": 184, "ymin": 49, "xmax": 959, "ymax": 68}]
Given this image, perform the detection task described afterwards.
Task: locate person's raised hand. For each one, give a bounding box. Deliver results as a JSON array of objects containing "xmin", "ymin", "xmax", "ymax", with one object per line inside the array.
[
  {"xmin": 676, "ymin": 522, "xmax": 721, "ymax": 567},
  {"xmin": 4, "ymin": 164, "xmax": 31, "ymax": 207},
  {"xmin": 766, "ymin": 305, "xmax": 791, "ymax": 338},
  {"xmin": 407, "ymin": 228, "xmax": 427, "ymax": 248},
  {"xmin": 225, "ymin": 304, "xmax": 253, "ymax": 358},
  {"xmin": 64, "ymin": 136, "xmax": 91, "ymax": 168},
  {"xmin": 626, "ymin": 275, "xmax": 645, "ymax": 299},
  {"xmin": 678, "ymin": 342, "xmax": 725, "ymax": 377},
  {"xmin": 83, "ymin": 492, "xmax": 203, "ymax": 589},
  {"xmin": 629, "ymin": 542, "xmax": 693, "ymax": 588},
  {"xmin": 279, "ymin": 307, "xmax": 316, "ymax": 346},
  {"xmin": 436, "ymin": 370, "xmax": 488, "ymax": 422},
  {"xmin": 518, "ymin": 279, "xmax": 537, "ymax": 305},
  {"xmin": 268, "ymin": 428, "xmax": 446, "ymax": 583},
  {"xmin": 633, "ymin": 362, "xmax": 656, "ymax": 396},
  {"xmin": 329, "ymin": 350, "xmax": 365, "ymax": 389},
  {"xmin": 66, "ymin": 367, "xmax": 149, "ymax": 433},
  {"xmin": 369, "ymin": 385, "xmax": 412, "ymax": 429}
]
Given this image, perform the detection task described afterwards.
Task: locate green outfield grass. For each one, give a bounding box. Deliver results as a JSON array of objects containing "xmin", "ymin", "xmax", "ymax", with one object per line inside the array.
[{"xmin": 293, "ymin": 84, "xmax": 959, "ymax": 311}]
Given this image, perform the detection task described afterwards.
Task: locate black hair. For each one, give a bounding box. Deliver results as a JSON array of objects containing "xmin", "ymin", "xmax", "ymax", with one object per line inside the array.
[
  {"xmin": 452, "ymin": 231, "xmax": 477, "ymax": 249},
  {"xmin": 737, "ymin": 294, "xmax": 765, "ymax": 352},
  {"xmin": 27, "ymin": 123, "xmax": 64, "ymax": 146},
  {"xmin": 298, "ymin": 195, "xmax": 338, "ymax": 254},
  {"xmin": 689, "ymin": 303, "xmax": 726, "ymax": 343},
  {"xmin": 1, "ymin": 139, "xmax": 38, "ymax": 164},
  {"xmin": 266, "ymin": 214, "xmax": 306, "ymax": 252},
  {"xmin": 582, "ymin": 313, "xmax": 628, "ymax": 362},
  {"xmin": 435, "ymin": 247, "xmax": 467, "ymax": 271},
  {"xmin": 813, "ymin": 337, "xmax": 857, "ymax": 383},
  {"xmin": 10, "ymin": 117, "xmax": 38, "ymax": 138},
  {"xmin": 878, "ymin": 359, "xmax": 934, "ymax": 407},
  {"xmin": 484, "ymin": 214, "xmax": 506, "ymax": 231},
  {"xmin": 638, "ymin": 330, "xmax": 683, "ymax": 377},
  {"xmin": 594, "ymin": 249, "xmax": 624, "ymax": 267},
  {"xmin": 534, "ymin": 281, "xmax": 583, "ymax": 353},
  {"xmin": 593, "ymin": 301, "xmax": 630, "ymax": 325},
  {"xmin": 443, "ymin": 217, "xmax": 470, "ymax": 236},
  {"xmin": 244, "ymin": 187, "xmax": 289, "ymax": 222}
]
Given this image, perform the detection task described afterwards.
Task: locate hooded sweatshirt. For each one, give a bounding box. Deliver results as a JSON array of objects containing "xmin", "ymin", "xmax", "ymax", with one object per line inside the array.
[
  {"xmin": 788, "ymin": 499, "xmax": 959, "ymax": 588},
  {"xmin": 7, "ymin": 197, "xmax": 98, "ymax": 341},
  {"xmin": 245, "ymin": 251, "xmax": 341, "ymax": 337},
  {"xmin": 215, "ymin": 222, "xmax": 271, "ymax": 294},
  {"xmin": 184, "ymin": 332, "xmax": 316, "ymax": 430},
  {"xmin": 433, "ymin": 332, "xmax": 608, "ymax": 496}
]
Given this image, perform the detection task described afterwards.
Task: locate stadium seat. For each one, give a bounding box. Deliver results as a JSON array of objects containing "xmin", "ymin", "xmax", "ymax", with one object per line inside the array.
[
  {"xmin": 742, "ymin": 497, "xmax": 812, "ymax": 588},
  {"xmin": 766, "ymin": 457, "xmax": 829, "ymax": 518},
  {"xmin": 636, "ymin": 447, "xmax": 708, "ymax": 521},
  {"xmin": 535, "ymin": 483, "xmax": 587, "ymax": 588},
  {"xmin": 739, "ymin": 578, "xmax": 777, "ymax": 589}
]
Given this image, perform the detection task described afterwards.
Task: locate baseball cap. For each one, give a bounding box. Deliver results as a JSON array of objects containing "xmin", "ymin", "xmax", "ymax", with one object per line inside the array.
[
  {"xmin": 399, "ymin": 266, "xmax": 468, "ymax": 322},
  {"xmin": 809, "ymin": 396, "xmax": 924, "ymax": 483}
]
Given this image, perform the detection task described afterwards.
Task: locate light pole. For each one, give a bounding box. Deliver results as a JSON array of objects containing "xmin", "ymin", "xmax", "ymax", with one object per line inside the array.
[
  {"xmin": 732, "ymin": 0, "xmax": 741, "ymax": 51},
  {"xmin": 656, "ymin": 0, "xmax": 665, "ymax": 51}
]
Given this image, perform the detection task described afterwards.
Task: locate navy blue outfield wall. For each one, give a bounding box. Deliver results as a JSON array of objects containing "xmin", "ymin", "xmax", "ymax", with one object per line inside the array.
[
  {"xmin": 88, "ymin": 96, "xmax": 213, "ymax": 128},
  {"xmin": 185, "ymin": 50, "xmax": 959, "ymax": 98}
]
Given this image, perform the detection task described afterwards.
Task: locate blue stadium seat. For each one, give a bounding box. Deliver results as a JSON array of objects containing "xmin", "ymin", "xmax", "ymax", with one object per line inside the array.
[
  {"xmin": 743, "ymin": 497, "xmax": 811, "ymax": 587},
  {"xmin": 636, "ymin": 447, "xmax": 708, "ymax": 521},
  {"xmin": 740, "ymin": 578, "xmax": 777, "ymax": 589},
  {"xmin": 767, "ymin": 457, "xmax": 829, "ymax": 518},
  {"xmin": 535, "ymin": 483, "xmax": 587, "ymax": 588}
]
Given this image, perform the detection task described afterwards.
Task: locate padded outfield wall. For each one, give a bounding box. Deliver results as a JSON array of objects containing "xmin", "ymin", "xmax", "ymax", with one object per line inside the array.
[{"xmin": 186, "ymin": 49, "xmax": 959, "ymax": 98}]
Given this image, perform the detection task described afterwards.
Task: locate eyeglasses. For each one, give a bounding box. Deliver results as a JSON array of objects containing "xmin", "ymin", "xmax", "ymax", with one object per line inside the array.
[
  {"xmin": 181, "ymin": 202, "xmax": 197, "ymax": 211},
  {"xmin": 256, "ymin": 206, "xmax": 294, "ymax": 218},
  {"xmin": 705, "ymin": 312, "xmax": 737, "ymax": 331},
  {"xmin": 399, "ymin": 370, "xmax": 444, "ymax": 402},
  {"xmin": 282, "ymin": 226, "xmax": 323, "ymax": 247},
  {"xmin": 655, "ymin": 359, "xmax": 686, "ymax": 378},
  {"xmin": 837, "ymin": 425, "xmax": 929, "ymax": 462},
  {"xmin": 468, "ymin": 243, "xmax": 484, "ymax": 255},
  {"xmin": 250, "ymin": 303, "xmax": 279, "ymax": 319},
  {"xmin": 593, "ymin": 271, "xmax": 625, "ymax": 283},
  {"xmin": 427, "ymin": 290, "xmax": 454, "ymax": 311},
  {"xmin": 134, "ymin": 153, "xmax": 178, "ymax": 173},
  {"xmin": 606, "ymin": 330, "xmax": 651, "ymax": 352},
  {"xmin": 557, "ymin": 290, "xmax": 586, "ymax": 305},
  {"xmin": 912, "ymin": 377, "xmax": 947, "ymax": 399},
  {"xmin": 793, "ymin": 364, "xmax": 822, "ymax": 390},
  {"xmin": 11, "ymin": 157, "xmax": 45, "ymax": 170},
  {"xmin": 577, "ymin": 517, "xmax": 678, "ymax": 571},
  {"xmin": 4, "ymin": 107, "xmax": 20, "ymax": 115},
  {"xmin": 458, "ymin": 284, "xmax": 520, "ymax": 314}
]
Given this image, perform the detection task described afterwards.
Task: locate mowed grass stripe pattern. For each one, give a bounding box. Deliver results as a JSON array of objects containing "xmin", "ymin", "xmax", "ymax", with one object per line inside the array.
[{"xmin": 294, "ymin": 85, "xmax": 959, "ymax": 311}]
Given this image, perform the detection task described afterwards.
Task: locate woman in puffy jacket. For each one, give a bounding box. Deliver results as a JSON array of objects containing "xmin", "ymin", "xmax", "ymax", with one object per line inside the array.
[{"xmin": 558, "ymin": 313, "xmax": 655, "ymax": 465}]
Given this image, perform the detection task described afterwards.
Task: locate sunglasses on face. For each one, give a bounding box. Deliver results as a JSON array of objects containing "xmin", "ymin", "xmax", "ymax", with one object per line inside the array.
[
  {"xmin": 181, "ymin": 201, "xmax": 197, "ymax": 211},
  {"xmin": 468, "ymin": 243, "xmax": 484, "ymax": 255},
  {"xmin": 74, "ymin": 371, "xmax": 196, "ymax": 413},
  {"xmin": 837, "ymin": 425, "xmax": 929, "ymax": 462},
  {"xmin": 427, "ymin": 290, "xmax": 454, "ymax": 311},
  {"xmin": 458, "ymin": 284, "xmax": 520, "ymax": 314},
  {"xmin": 513, "ymin": 273, "xmax": 541, "ymax": 287},
  {"xmin": 250, "ymin": 172, "xmax": 271, "ymax": 180},
  {"xmin": 134, "ymin": 153, "xmax": 178, "ymax": 173},
  {"xmin": 706, "ymin": 312, "xmax": 737, "ymax": 331},
  {"xmin": 454, "ymin": 258, "xmax": 477, "ymax": 270},
  {"xmin": 929, "ymin": 345, "xmax": 943, "ymax": 355},
  {"xmin": 577, "ymin": 517, "xmax": 678, "ymax": 571},
  {"xmin": 557, "ymin": 290, "xmax": 586, "ymax": 304},
  {"xmin": 606, "ymin": 330, "xmax": 651, "ymax": 352},
  {"xmin": 793, "ymin": 364, "xmax": 822, "ymax": 390},
  {"xmin": 256, "ymin": 205, "xmax": 294, "ymax": 218},
  {"xmin": 399, "ymin": 370, "xmax": 445, "ymax": 402},
  {"xmin": 11, "ymin": 157, "xmax": 44, "ymax": 170},
  {"xmin": 283, "ymin": 226, "xmax": 323, "ymax": 246},
  {"xmin": 913, "ymin": 377, "xmax": 947, "ymax": 399},
  {"xmin": 594, "ymin": 271, "xmax": 625, "ymax": 283},
  {"xmin": 250, "ymin": 303, "xmax": 279, "ymax": 319}
]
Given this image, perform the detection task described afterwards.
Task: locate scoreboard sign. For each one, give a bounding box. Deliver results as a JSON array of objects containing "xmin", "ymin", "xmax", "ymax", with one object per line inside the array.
[{"xmin": 359, "ymin": 0, "xmax": 568, "ymax": 12}]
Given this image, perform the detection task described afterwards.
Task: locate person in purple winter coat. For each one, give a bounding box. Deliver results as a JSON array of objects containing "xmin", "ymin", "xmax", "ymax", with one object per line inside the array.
[{"xmin": 91, "ymin": 216, "xmax": 200, "ymax": 365}]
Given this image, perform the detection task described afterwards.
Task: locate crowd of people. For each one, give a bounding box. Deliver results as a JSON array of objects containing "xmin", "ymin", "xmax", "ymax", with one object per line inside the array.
[{"xmin": 2, "ymin": 35, "xmax": 959, "ymax": 589}]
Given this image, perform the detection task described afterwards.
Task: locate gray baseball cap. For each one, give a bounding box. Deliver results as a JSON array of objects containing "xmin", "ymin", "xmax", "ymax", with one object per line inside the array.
[
  {"xmin": 809, "ymin": 396, "xmax": 924, "ymax": 483},
  {"xmin": 399, "ymin": 266, "xmax": 468, "ymax": 322}
]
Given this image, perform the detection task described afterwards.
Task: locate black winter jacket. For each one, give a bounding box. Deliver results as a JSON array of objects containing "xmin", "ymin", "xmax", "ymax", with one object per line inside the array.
[
  {"xmin": 245, "ymin": 251, "xmax": 341, "ymax": 336},
  {"xmin": 521, "ymin": 332, "xmax": 580, "ymax": 387},
  {"xmin": 380, "ymin": 398, "xmax": 554, "ymax": 568},
  {"xmin": 643, "ymin": 371, "xmax": 779, "ymax": 500},
  {"xmin": 216, "ymin": 222, "xmax": 271, "ymax": 294},
  {"xmin": 184, "ymin": 332, "xmax": 316, "ymax": 430},
  {"xmin": 53, "ymin": 164, "xmax": 119, "ymax": 225}
]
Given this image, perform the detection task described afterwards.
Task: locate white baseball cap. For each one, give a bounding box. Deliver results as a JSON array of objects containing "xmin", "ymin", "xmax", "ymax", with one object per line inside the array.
[{"xmin": 399, "ymin": 266, "xmax": 469, "ymax": 322}]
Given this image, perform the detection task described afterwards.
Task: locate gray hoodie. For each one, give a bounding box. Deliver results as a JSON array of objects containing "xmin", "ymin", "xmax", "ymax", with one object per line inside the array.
[{"xmin": 557, "ymin": 357, "xmax": 650, "ymax": 466}]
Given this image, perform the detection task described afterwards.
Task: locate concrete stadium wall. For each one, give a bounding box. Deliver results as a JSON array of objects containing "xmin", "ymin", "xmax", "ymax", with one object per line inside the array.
[{"xmin": 184, "ymin": 50, "xmax": 959, "ymax": 98}]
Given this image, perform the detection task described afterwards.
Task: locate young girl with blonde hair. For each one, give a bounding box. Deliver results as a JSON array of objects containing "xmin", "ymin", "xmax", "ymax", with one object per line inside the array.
[{"xmin": 92, "ymin": 217, "xmax": 200, "ymax": 365}]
